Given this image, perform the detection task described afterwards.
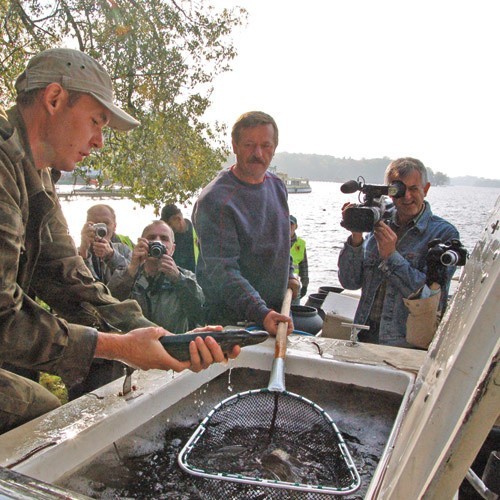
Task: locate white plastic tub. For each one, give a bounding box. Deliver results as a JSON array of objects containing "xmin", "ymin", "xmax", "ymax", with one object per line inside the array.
[{"xmin": 0, "ymin": 336, "xmax": 420, "ymax": 498}]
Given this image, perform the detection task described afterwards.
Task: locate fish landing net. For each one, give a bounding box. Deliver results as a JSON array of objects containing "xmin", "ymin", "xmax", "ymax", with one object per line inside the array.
[{"xmin": 178, "ymin": 290, "xmax": 361, "ymax": 498}]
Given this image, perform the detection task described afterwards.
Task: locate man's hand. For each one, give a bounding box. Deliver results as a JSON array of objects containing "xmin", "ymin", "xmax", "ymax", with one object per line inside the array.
[
  {"xmin": 92, "ymin": 238, "xmax": 114, "ymax": 260},
  {"xmin": 79, "ymin": 220, "xmax": 113, "ymax": 260},
  {"xmin": 158, "ymin": 254, "xmax": 181, "ymax": 282},
  {"xmin": 288, "ymin": 277, "xmax": 300, "ymax": 299},
  {"xmin": 127, "ymin": 237, "xmax": 149, "ymax": 276},
  {"xmin": 263, "ymin": 310, "xmax": 293, "ymax": 337},
  {"xmin": 341, "ymin": 203, "xmax": 363, "ymax": 246},
  {"xmin": 374, "ymin": 221, "xmax": 397, "ymax": 260},
  {"xmin": 95, "ymin": 326, "xmax": 240, "ymax": 373},
  {"xmin": 188, "ymin": 335, "xmax": 241, "ymax": 372},
  {"xmin": 186, "ymin": 325, "xmax": 240, "ymax": 371},
  {"xmin": 79, "ymin": 221, "xmax": 96, "ymax": 259}
]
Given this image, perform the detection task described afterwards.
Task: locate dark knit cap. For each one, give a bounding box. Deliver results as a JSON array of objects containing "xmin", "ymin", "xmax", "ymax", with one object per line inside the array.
[
  {"xmin": 161, "ymin": 204, "xmax": 182, "ymax": 221},
  {"xmin": 289, "ymin": 214, "xmax": 297, "ymax": 225}
]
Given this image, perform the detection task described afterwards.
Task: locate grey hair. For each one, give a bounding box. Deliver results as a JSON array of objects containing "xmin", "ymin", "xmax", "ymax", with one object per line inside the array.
[{"xmin": 384, "ymin": 157, "xmax": 428, "ymax": 186}]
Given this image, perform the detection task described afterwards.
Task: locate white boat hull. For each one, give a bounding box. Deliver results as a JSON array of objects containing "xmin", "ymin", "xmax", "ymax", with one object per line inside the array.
[{"xmin": 0, "ymin": 198, "xmax": 498, "ymax": 499}]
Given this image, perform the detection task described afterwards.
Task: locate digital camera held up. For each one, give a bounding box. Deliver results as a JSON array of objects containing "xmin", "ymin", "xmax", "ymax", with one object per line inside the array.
[
  {"xmin": 92, "ymin": 223, "xmax": 108, "ymax": 239},
  {"xmin": 340, "ymin": 177, "xmax": 406, "ymax": 233},
  {"xmin": 148, "ymin": 241, "xmax": 167, "ymax": 258}
]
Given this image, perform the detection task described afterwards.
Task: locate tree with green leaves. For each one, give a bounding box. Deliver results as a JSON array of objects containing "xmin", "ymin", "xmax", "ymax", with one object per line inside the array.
[{"xmin": 1, "ymin": 0, "xmax": 246, "ymax": 211}]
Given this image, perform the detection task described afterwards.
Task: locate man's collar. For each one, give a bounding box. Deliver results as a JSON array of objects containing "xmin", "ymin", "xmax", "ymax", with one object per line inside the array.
[
  {"xmin": 392, "ymin": 202, "xmax": 427, "ymax": 228},
  {"xmin": 390, "ymin": 202, "xmax": 430, "ymax": 236}
]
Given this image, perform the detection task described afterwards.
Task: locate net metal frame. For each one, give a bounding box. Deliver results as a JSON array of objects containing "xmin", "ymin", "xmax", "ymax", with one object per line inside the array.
[{"xmin": 178, "ymin": 387, "xmax": 361, "ymax": 497}]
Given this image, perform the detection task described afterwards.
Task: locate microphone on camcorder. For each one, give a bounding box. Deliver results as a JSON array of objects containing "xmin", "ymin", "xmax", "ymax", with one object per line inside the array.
[{"xmin": 340, "ymin": 180, "xmax": 360, "ymax": 194}]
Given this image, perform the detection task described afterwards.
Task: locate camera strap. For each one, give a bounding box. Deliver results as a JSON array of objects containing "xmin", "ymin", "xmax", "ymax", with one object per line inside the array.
[{"xmin": 91, "ymin": 253, "xmax": 106, "ymax": 282}]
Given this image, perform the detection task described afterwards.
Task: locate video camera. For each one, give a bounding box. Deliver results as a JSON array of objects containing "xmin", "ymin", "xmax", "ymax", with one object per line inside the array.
[
  {"xmin": 92, "ymin": 223, "xmax": 108, "ymax": 239},
  {"xmin": 426, "ymin": 238, "xmax": 468, "ymax": 287},
  {"xmin": 340, "ymin": 177, "xmax": 406, "ymax": 233},
  {"xmin": 148, "ymin": 241, "xmax": 167, "ymax": 258}
]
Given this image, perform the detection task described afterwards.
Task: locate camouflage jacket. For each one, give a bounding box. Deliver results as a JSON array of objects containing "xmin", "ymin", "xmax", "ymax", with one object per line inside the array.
[{"xmin": 0, "ymin": 106, "xmax": 154, "ymax": 387}]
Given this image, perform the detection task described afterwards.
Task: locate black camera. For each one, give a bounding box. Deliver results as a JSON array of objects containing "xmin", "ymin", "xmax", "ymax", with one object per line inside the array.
[
  {"xmin": 92, "ymin": 223, "xmax": 108, "ymax": 239},
  {"xmin": 148, "ymin": 241, "xmax": 167, "ymax": 258},
  {"xmin": 340, "ymin": 177, "xmax": 406, "ymax": 233},
  {"xmin": 427, "ymin": 239, "xmax": 468, "ymax": 267},
  {"xmin": 426, "ymin": 238, "xmax": 468, "ymax": 287}
]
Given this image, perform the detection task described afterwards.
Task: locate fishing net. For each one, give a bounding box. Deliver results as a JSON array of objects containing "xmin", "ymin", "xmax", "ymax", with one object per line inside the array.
[
  {"xmin": 179, "ymin": 290, "xmax": 360, "ymax": 498},
  {"xmin": 179, "ymin": 388, "xmax": 360, "ymax": 498}
]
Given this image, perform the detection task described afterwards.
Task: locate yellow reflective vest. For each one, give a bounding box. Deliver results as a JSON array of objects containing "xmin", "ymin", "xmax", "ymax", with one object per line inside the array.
[{"xmin": 290, "ymin": 237, "xmax": 306, "ymax": 273}]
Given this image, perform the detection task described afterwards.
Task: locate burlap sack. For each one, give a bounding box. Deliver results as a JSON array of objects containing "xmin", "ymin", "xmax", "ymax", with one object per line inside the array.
[{"xmin": 403, "ymin": 285, "xmax": 442, "ymax": 349}]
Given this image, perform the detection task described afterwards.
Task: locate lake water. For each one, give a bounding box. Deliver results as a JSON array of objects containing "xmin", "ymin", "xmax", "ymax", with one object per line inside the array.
[{"xmin": 59, "ymin": 182, "xmax": 500, "ymax": 299}]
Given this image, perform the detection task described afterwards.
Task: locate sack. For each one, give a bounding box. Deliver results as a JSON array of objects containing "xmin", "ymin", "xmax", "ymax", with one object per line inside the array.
[{"xmin": 403, "ymin": 284, "xmax": 442, "ymax": 349}]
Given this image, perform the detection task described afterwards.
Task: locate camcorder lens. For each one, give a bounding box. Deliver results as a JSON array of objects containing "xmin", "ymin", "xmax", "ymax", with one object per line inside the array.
[{"xmin": 341, "ymin": 206, "xmax": 384, "ymax": 233}]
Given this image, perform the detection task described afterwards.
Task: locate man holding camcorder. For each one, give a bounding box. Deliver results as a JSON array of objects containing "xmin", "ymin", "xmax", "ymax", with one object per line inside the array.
[
  {"xmin": 337, "ymin": 157, "xmax": 459, "ymax": 347},
  {"xmin": 107, "ymin": 220, "xmax": 205, "ymax": 333}
]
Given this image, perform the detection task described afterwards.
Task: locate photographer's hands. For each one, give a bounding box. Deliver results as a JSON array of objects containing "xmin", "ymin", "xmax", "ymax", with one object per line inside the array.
[
  {"xmin": 78, "ymin": 221, "xmax": 115, "ymax": 259},
  {"xmin": 158, "ymin": 254, "xmax": 181, "ymax": 282},
  {"xmin": 79, "ymin": 220, "xmax": 113, "ymax": 260},
  {"xmin": 92, "ymin": 238, "xmax": 114, "ymax": 260},
  {"xmin": 374, "ymin": 221, "xmax": 397, "ymax": 259},
  {"xmin": 127, "ymin": 237, "xmax": 149, "ymax": 276},
  {"xmin": 78, "ymin": 221, "xmax": 95, "ymax": 259},
  {"xmin": 341, "ymin": 203, "xmax": 396, "ymax": 258},
  {"xmin": 133, "ymin": 238, "xmax": 180, "ymax": 282}
]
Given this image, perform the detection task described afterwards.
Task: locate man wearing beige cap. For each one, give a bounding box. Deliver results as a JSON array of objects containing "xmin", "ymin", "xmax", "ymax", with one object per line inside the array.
[{"xmin": 0, "ymin": 48, "xmax": 238, "ymax": 434}]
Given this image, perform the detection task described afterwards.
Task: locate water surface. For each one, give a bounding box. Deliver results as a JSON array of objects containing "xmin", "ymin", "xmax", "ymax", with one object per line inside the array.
[{"xmin": 59, "ymin": 182, "xmax": 500, "ymax": 296}]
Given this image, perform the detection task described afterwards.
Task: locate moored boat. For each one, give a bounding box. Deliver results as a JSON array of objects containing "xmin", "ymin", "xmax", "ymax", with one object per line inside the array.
[
  {"xmin": 283, "ymin": 175, "xmax": 312, "ymax": 193},
  {"xmin": 271, "ymin": 166, "xmax": 312, "ymax": 193},
  {"xmin": 56, "ymin": 185, "xmax": 132, "ymax": 200}
]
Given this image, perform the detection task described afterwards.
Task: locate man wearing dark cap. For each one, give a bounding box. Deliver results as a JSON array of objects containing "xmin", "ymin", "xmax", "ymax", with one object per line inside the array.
[
  {"xmin": 161, "ymin": 204, "xmax": 199, "ymax": 273},
  {"xmin": 0, "ymin": 48, "xmax": 238, "ymax": 434}
]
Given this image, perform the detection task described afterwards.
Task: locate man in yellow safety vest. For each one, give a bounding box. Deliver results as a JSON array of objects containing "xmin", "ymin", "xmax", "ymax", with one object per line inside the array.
[{"xmin": 290, "ymin": 215, "xmax": 309, "ymax": 304}]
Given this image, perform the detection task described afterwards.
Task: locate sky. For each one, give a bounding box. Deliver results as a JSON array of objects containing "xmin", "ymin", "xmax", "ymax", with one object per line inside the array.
[{"xmin": 204, "ymin": 0, "xmax": 499, "ymax": 180}]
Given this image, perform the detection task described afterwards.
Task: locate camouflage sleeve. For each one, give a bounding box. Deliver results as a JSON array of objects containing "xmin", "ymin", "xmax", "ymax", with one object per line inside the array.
[
  {"xmin": 0, "ymin": 150, "xmax": 97, "ymax": 386},
  {"xmin": 29, "ymin": 182, "xmax": 153, "ymax": 326}
]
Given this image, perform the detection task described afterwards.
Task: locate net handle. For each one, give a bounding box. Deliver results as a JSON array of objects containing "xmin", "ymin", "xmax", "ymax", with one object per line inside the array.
[{"xmin": 275, "ymin": 288, "xmax": 293, "ymax": 360}]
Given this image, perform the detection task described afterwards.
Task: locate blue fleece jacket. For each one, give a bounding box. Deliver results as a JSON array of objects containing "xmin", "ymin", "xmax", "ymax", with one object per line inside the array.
[{"xmin": 193, "ymin": 168, "xmax": 293, "ymax": 326}]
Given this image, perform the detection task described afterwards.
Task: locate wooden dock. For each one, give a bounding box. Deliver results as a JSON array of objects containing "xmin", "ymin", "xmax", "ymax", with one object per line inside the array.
[{"xmin": 57, "ymin": 189, "xmax": 132, "ymax": 200}]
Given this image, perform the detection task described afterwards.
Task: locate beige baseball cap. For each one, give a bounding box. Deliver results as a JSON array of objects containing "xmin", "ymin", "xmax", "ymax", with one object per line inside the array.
[{"xmin": 15, "ymin": 48, "xmax": 140, "ymax": 131}]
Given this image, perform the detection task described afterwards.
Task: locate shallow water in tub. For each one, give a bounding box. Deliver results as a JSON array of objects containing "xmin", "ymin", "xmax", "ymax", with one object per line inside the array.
[{"xmin": 58, "ymin": 368, "xmax": 402, "ymax": 499}]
